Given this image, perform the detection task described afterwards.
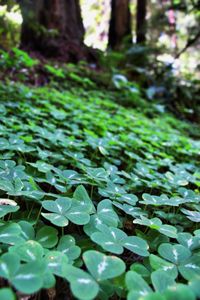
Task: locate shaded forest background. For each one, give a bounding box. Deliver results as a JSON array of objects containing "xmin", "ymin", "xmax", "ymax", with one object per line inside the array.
[{"xmin": 0, "ymin": 0, "xmax": 200, "ymax": 121}]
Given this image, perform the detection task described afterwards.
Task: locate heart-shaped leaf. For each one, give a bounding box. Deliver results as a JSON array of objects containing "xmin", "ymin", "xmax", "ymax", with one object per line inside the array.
[
  {"xmin": 12, "ymin": 260, "xmax": 46, "ymax": 294},
  {"xmin": 45, "ymin": 251, "xmax": 69, "ymax": 277},
  {"xmin": 151, "ymin": 270, "xmax": 175, "ymax": 292},
  {"xmin": 178, "ymin": 255, "xmax": 200, "ymax": 280},
  {"xmin": 42, "ymin": 195, "xmax": 91, "ymax": 227},
  {"xmin": 73, "ymin": 185, "xmax": 95, "ymax": 212},
  {"xmin": 91, "ymin": 224, "xmax": 149, "ymax": 256},
  {"xmin": 36, "ymin": 226, "xmax": 58, "ymax": 248},
  {"xmin": 0, "ymin": 253, "xmax": 20, "ymax": 279},
  {"xmin": 122, "ymin": 236, "xmax": 149, "ymax": 257},
  {"xmin": 91, "ymin": 226, "xmax": 125, "ymax": 254},
  {"xmin": 150, "ymin": 254, "xmax": 178, "ymax": 278},
  {"xmin": 57, "ymin": 235, "xmax": 81, "ymax": 262},
  {"xmin": 164, "ymin": 284, "xmax": 196, "ymax": 300},
  {"xmin": 133, "ymin": 217, "xmax": 177, "ymax": 238},
  {"xmin": 83, "ymin": 250, "xmax": 126, "ymax": 281},
  {"xmin": 0, "ymin": 223, "xmax": 24, "ymax": 245},
  {"xmin": 97, "ymin": 199, "xmax": 119, "ymax": 227},
  {"xmin": 158, "ymin": 243, "xmax": 191, "ymax": 264},
  {"xmin": 126, "ymin": 271, "xmax": 152, "ymax": 297},
  {"xmin": 64, "ymin": 265, "xmax": 99, "ymax": 300},
  {"xmin": 9, "ymin": 240, "xmax": 44, "ymax": 262}
]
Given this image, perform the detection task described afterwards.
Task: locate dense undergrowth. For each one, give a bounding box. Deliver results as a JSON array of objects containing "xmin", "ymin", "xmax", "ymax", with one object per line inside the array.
[{"xmin": 0, "ymin": 50, "xmax": 200, "ymax": 300}]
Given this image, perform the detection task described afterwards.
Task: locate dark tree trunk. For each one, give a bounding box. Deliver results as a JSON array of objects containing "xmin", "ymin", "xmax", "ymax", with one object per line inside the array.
[
  {"xmin": 18, "ymin": 0, "xmax": 86, "ymax": 60},
  {"xmin": 136, "ymin": 0, "xmax": 147, "ymax": 44},
  {"xmin": 108, "ymin": 0, "xmax": 132, "ymax": 50}
]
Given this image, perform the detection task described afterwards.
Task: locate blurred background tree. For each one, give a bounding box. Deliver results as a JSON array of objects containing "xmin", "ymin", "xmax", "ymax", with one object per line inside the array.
[
  {"xmin": 18, "ymin": 0, "xmax": 86, "ymax": 60},
  {"xmin": 108, "ymin": 0, "xmax": 132, "ymax": 50}
]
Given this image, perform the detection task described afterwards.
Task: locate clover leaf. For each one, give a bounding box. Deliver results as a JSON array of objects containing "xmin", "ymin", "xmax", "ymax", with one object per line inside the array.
[
  {"xmin": 35, "ymin": 225, "xmax": 58, "ymax": 248},
  {"xmin": 0, "ymin": 223, "xmax": 24, "ymax": 245},
  {"xmin": 42, "ymin": 192, "xmax": 92, "ymax": 227},
  {"xmin": 64, "ymin": 265, "xmax": 99, "ymax": 300},
  {"xmin": 141, "ymin": 193, "xmax": 186, "ymax": 206},
  {"xmin": 158, "ymin": 243, "xmax": 191, "ymax": 264},
  {"xmin": 83, "ymin": 250, "xmax": 126, "ymax": 281},
  {"xmin": 64, "ymin": 250, "xmax": 125, "ymax": 300},
  {"xmin": 12, "ymin": 260, "xmax": 46, "ymax": 294},
  {"xmin": 133, "ymin": 217, "xmax": 177, "ymax": 238},
  {"xmin": 181, "ymin": 208, "xmax": 200, "ymax": 222},
  {"xmin": 150, "ymin": 254, "xmax": 178, "ymax": 279},
  {"xmin": 9, "ymin": 240, "xmax": 44, "ymax": 262},
  {"xmin": 0, "ymin": 253, "xmax": 46, "ymax": 294},
  {"xmin": 126, "ymin": 271, "xmax": 152, "ymax": 299},
  {"xmin": 0, "ymin": 199, "xmax": 19, "ymax": 218},
  {"xmin": 45, "ymin": 251, "xmax": 69, "ymax": 277},
  {"xmin": 151, "ymin": 270, "xmax": 175, "ymax": 293},
  {"xmin": 157, "ymin": 243, "xmax": 200, "ymax": 281},
  {"xmin": 177, "ymin": 232, "xmax": 200, "ymax": 251},
  {"xmin": 57, "ymin": 235, "xmax": 81, "ymax": 262},
  {"xmin": 84, "ymin": 199, "xmax": 119, "ymax": 235},
  {"xmin": 91, "ymin": 224, "xmax": 149, "ymax": 256}
]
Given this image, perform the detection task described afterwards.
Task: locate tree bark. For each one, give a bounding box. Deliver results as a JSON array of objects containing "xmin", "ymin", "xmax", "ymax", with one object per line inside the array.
[
  {"xmin": 136, "ymin": 0, "xmax": 147, "ymax": 44},
  {"xmin": 108, "ymin": 0, "xmax": 132, "ymax": 50},
  {"xmin": 18, "ymin": 0, "xmax": 86, "ymax": 60}
]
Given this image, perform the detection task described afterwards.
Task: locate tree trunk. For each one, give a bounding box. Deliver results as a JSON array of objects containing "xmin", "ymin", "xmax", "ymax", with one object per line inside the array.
[
  {"xmin": 108, "ymin": 0, "xmax": 132, "ymax": 50},
  {"xmin": 136, "ymin": 0, "xmax": 147, "ymax": 44},
  {"xmin": 19, "ymin": 0, "xmax": 86, "ymax": 60}
]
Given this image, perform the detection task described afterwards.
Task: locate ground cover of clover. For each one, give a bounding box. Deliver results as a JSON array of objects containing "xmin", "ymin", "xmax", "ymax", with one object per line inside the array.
[{"xmin": 0, "ymin": 80, "xmax": 200, "ymax": 300}]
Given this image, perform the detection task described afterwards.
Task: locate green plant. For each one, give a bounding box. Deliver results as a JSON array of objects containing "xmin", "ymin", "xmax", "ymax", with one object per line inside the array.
[{"xmin": 0, "ymin": 70, "xmax": 199, "ymax": 299}]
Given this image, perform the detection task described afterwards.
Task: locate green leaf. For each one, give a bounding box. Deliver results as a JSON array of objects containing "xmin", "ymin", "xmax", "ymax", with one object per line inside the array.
[
  {"xmin": 178, "ymin": 255, "xmax": 200, "ymax": 280},
  {"xmin": 0, "ymin": 253, "xmax": 20, "ymax": 279},
  {"xmin": 19, "ymin": 221, "xmax": 35, "ymax": 240},
  {"xmin": 133, "ymin": 217, "xmax": 162, "ymax": 230},
  {"xmin": 42, "ymin": 196, "xmax": 91, "ymax": 226},
  {"xmin": 64, "ymin": 265, "xmax": 99, "ymax": 300},
  {"xmin": 133, "ymin": 217, "xmax": 177, "ymax": 238},
  {"xmin": 164, "ymin": 284, "xmax": 196, "ymax": 300},
  {"xmin": 45, "ymin": 251, "xmax": 69, "ymax": 277},
  {"xmin": 66, "ymin": 204, "xmax": 90, "ymax": 225},
  {"xmin": 0, "ymin": 288, "xmax": 15, "ymax": 300},
  {"xmin": 158, "ymin": 243, "xmax": 191, "ymax": 264},
  {"xmin": 0, "ymin": 200, "xmax": 19, "ymax": 218},
  {"xmin": 41, "ymin": 212, "xmax": 69, "ymax": 227},
  {"xmin": 0, "ymin": 223, "xmax": 23, "ymax": 245},
  {"xmin": 97, "ymin": 199, "xmax": 119, "ymax": 227},
  {"xmin": 42, "ymin": 197, "xmax": 72, "ymax": 214},
  {"xmin": 181, "ymin": 208, "xmax": 200, "ymax": 222},
  {"xmin": 91, "ymin": 226, "xmax": 125, "ymax": 254},
  {"xmin": 151, "ymin": 270, "xmax": 175, "ymax": 292},
  {"xmin": 141, "ymin": 293, "xmax": 166, "ymax": 300},
  {"xmin": 159, "ymin": 225, "xmax": 177, "ymax": 238},
  {"xmin": 83, "ymin": 250, "xmax": 126, "ymax": 281},
  {"xmin": 177, "ymin": 232, "xmax": 200, "ymax": 250},
  {"xmin": 149, "ymin": 254, "xmax": 178, "ymax": 278},
  {"xmin": 57, "ymin": 235, "xmax": 81, "ymax": 262},
  {"xmin": 130, "ymin": 263, "xmax": 150, "ymax": 280},
  {"xmin": 9, "ymin": 240, "xmax": 44, "ymax": 262},
  {"xmin": 36, "ymin": 226, "xmax": 58, "ymax": 248},
  {"xmin": 189, "ymin": 279, "xmax": 200, "ymax": 298},
  {"xmin": 73, "ymin": 185, "xmax": 94, "ymax": 212},
  {"xmin": 122, "ymin": 236, "xmax": 149, "ymax": 257},
  {"xmin": 126, "ymin": 271, "xmax": 152, "ymax": 295},
  {"xmin": 12, "ymin": 260, "xmax": 46, "ymax": 294}
]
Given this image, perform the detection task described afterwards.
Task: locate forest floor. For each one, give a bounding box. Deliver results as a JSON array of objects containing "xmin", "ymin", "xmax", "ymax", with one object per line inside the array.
[{"xmin": 0, "ymin": 55, "xmax": 200, "ymax": 299}]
